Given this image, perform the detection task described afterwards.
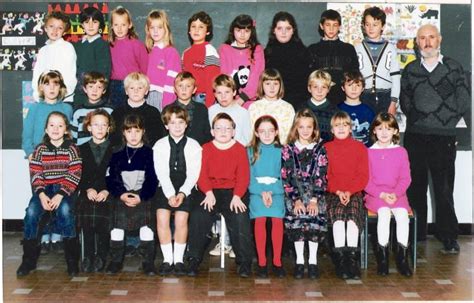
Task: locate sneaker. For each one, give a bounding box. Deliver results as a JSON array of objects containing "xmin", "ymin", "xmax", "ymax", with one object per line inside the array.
[
  {"xmin": 238, "ymin": 263, "xmax": 251, "ymax": 278},
  {"xmin": 441, "ymin": 239, "xmax": 460, "ymax": 254},
  {"xmin": 209, "ymin": 243, "xmax": 232, "ymax": 256},
  {"xmin": 158, "ymin": 262, "xmax": 173, "ymax": 276},
  {"xmin": 40, "ymin": 242, "xmax": 51, "ymax": 255},
  {"xmin": 229, "ymin": 248, "xmax": 236, "ymax": 259}
]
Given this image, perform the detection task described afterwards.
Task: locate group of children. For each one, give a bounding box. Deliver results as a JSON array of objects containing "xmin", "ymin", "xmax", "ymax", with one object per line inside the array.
[{"xmin": 17, "ymin": 5, "xmax": 414, "ymax": 281}]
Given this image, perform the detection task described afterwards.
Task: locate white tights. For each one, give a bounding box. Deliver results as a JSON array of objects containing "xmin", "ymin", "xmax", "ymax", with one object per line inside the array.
[
  {"xmin": 333, "ymin": 220, "xmax": 359, "ymax": 248},
  {"xmin": 377, "ymin": 207, "xmax": 409, "ymax": 247},
  {"xmin": 110, "ymin": 226, "xmax": 154, "ymax": 241}
]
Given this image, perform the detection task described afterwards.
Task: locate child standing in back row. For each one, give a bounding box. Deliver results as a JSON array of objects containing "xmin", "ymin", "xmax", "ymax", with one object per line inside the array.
[
  {"xmin": 109, "ymin": 6, "xmax": 148, "ymax": 108},
  {"xmin": 282, "ymin": 109, "xmax": 329, "ymax": 280},
  {"xmin": 219, "ymin": 14, "xmax": 265, "ymax": 106},
  {"xmin": 324, "ymin": 111, "xmax": 368, "ymax": 280},
  {"xmin": 355, "ymin": 6, "xmax": 400, "ymax": 115},
  {"xmin": 182, "ymin": 11, "xmax": 220, "ymax": 107},
  {"xmin": 145, "ymin": 10, "xmax": 181, "ymax": 111},
  {"xmin": 365, "ymin": 113, "xmax": 412, "ymax": 277}
]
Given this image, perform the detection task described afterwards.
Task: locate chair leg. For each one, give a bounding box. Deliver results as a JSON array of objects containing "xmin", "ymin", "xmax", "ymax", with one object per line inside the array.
[
  {"xmin": 362, "ymin": 212, "xmax": 368, "ymax": 269},
  {"xmin": 413, "ymin": 213, "xmax": 417, "ymax": 271},
  {"xmin": 220, "ymin": 214, "xmax": 226, "ymax": 269}
]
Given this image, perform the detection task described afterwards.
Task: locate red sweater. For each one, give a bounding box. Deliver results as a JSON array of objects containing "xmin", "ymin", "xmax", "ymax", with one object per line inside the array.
[
  {"xmin": 198, "ymin": 141, "xmax": 249, "ymax": 197},
  {"xmin": 324, "ymin": 137, "xmax": 368, "ymax": 194},
  {"xmin": 182, "ymin": 42, "xmax": 220, "ymax": 108}
]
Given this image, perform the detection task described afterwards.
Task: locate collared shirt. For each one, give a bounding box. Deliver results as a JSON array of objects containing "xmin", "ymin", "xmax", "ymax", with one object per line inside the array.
[
  {"xmin": 421, "ymin": 53, "xmax": 444, "ymax": 72},
  {"xmin": 82, "ymin": 34, "xmax": 101, "ymax": 43}
]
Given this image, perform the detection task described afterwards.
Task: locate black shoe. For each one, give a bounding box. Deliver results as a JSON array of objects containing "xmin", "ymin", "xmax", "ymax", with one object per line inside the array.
[
  {"xmin": 441, "ymin": 239, "xmax": 460, "ymax": 255},
  {"xmin": 238, "ymin": 263, "xmax": 251, "ymax": 278},
  {"xmin": 174, "ymin": 262, "xmax": 186, "ymax": 276},
  {"xmin": 158, "ymin": 262, "xmax": 173, "ymax": 276},
  {"xmin": 67, "ymin": 261, "xmax": 80, "ymax": 277},
  {"xmin": 40, "ymin": 242, "xmax": 51, "ymax": 255},
  {"xmin": 334, "ymin": 250, "xmax": 349, "ymax": 280},
  {"xmin": 94, "ymin": 256, "xmax": 106, "ymax": 272},
  {"xmin": 125, "ymin": 245, "xmax": 137, "ymax": 257},
  {"xmin": 308, "ymin": 264, "xmax": 320, "ymax": 279},
  {"xmin": 81, "ymin": 257, "xmax": 94, "ymax": 273},
  {"xmin": 63, "ymin": 238, "xmax": 79, "ymax": 277},
  {"xmin": 186, "ymin": 258, "xmax": 200, "ymax": 277},
  {"xmin": 346, "ymin": 250, "xmax": 361, "ymax": 280},
  {"xmin": 272, "ymin": 265, "xmax": 286, "ymax": 278},
  {"xmin": 396, "ymin": 243, "xmax": 413, "ymax": 277},
  {"xmin": 256, "ymin": 265, "xmax": 268, "ymax": 278},
  {"xmin": 51, "ymin": 241, "xmax": 64, "ymax": 254},
  {"xmin": 293, "ymin": 264, "xmax": 304, "ymax": 279},
  {"xmin": 143, "ymin": 262, "xmax": 157, "ymax": 276},
  {"xmin": 376, "ymin": 245, "xmax": 389, "ymax": 276},
  {"xmin": 106, "ymin": 262, "xmax": 122, "ymax": 274},
  {"xmin": 17, "ymin": 239, "xmax": 40, "ymax": 277}
]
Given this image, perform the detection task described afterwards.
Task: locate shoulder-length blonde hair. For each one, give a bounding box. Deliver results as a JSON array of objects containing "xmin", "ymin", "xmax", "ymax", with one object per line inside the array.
[
  {"xmin": 145, "ymin": 10, "xmax": 173, "ymax": 52},
  {"xmin": 287, "ymin": 108, "xmax": 320, "ymax": 144},
  {"xmin": 256, "ymin": 68, "xmax": 285, "ymax": 99}
]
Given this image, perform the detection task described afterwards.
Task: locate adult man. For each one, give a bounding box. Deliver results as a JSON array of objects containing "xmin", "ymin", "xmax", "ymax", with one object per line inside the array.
[{"xmin": 400, "ymin": 24, "xmax": 470, "ymax": 253}]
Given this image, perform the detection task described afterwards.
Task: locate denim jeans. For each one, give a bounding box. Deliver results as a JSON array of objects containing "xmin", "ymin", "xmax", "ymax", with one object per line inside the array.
[{"xmin": 24, "ymin": 185, "xmax": 76, "ymax": 240}]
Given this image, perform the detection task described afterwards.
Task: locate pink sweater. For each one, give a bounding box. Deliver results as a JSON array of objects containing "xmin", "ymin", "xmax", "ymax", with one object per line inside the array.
[
  {"xmin": 219, "ymin": 44, "xmax": 265, "ymax": 102},
  {"xmin": 147, "ymin": 45, "xmax": 181, "ymax": 108},
  {"xmin": 365, "ymin": 145, "xmax": 411, "ymax": 211},
  {"xmin": 110, "ymin": 37, "xmax": 148, "ymax": 80}
]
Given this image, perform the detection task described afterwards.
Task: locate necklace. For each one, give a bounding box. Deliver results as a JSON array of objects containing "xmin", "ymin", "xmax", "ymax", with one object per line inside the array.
[{"xmin": 126, "ymin": 147, "xmax": 139, "ymax": 164}]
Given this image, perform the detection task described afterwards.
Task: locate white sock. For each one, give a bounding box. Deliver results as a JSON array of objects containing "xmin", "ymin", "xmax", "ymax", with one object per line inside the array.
[
  {"xmin": 294, "ymin": 241, "xmax": 305, "ymax": 264},
  {"xmin": 160, "ymin": 243, "xmax": 173, "ymax": 264},
  {"xmin": 308, "ymin": 241, "xmax": 318, "ymax": 265},
  {"xmin": 393, "ymin": 208, "xmax": 410, "ymax": 247},
  {"xmin": 173, "ymin": 242, "xmax": 186, "ymax": 264},
  {"xmin": 346, "ymin": 220, "xmax": 359, "ymax": 247},
  {"xmin": 377, "ymin": 207, "xmax": 391, "ymax": 246},
  {"xmin": 333, "ymin": 220, "xmax": 346, "ymax": 248}
]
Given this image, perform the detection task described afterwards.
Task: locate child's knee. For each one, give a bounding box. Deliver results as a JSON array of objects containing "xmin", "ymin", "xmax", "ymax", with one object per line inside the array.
[
  {"xmin": 111, "ymin": 228, "xmax": 125, "ymax": 241},
  {"xmin": 139, "ymin": 226, "xmax": 154, "ymax": 241}
]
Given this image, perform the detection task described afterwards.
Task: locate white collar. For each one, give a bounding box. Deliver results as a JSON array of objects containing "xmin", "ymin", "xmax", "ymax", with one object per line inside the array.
[
  {"xmin": 46, "ymin": 37, "xmax": 64, "ymax": 45},
  {"xmin": 311, "ymin": 98, "xmax": 327, "ymax": 106},
  {"xmin": 421, "ymin": 53, "xmax": 444, "ymax": 65},
  {"xmin": 370, "ymin": 142, "xmax": 399, "ymax": 149},
  {"xmin": 82, "ymin": 34, "xmax": 101, "ymax": 43},
  {"xmin": 295, "ymin": 140, "xmax": 316, "ymax": 150}
]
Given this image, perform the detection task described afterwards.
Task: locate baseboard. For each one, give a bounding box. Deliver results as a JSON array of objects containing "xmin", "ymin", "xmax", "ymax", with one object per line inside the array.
[{"xmin": 2, "ymin": 219, "xmax": 474, "ymax": 235}]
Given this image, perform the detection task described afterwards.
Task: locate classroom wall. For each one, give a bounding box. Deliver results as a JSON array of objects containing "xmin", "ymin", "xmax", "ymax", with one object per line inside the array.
[{"xmin": 1, "ymin": 1, "xmax": 472, "ymax": 223}]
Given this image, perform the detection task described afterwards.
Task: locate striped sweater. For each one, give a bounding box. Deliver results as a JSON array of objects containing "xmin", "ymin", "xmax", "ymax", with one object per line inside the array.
[{"xmin": 30, "ymin": 140, "xmax": 82, "ymax": 197}]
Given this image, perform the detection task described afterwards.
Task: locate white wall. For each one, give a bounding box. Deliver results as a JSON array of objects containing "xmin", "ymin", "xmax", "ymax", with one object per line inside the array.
[{"xmin": 2, "ymin": 149, "xmax": 472, "ymax": 223}]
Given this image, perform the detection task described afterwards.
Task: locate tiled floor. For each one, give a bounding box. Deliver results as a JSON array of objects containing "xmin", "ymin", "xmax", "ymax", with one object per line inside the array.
[{"xmin": 3, "ymin": 232, "xmax": 473, "ymax": 302}]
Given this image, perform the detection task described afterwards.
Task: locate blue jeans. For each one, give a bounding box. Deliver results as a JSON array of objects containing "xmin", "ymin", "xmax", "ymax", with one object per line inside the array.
[{"xmin": 24, "ymin": 185, "xmax": 76, "ymax": 240}]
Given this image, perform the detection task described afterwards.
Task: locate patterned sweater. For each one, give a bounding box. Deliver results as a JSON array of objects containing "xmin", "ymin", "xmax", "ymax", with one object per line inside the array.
[
  {"xmin": 30, "ymin": 140, "xmax": 82, "ymax": 197},
  {"xmin": 71, "ymin": 99, "xmax": 113, "ymax": 145},
  {"xmin": 400, "ymin": 56, "xmax": 470, "ymax": 136}
]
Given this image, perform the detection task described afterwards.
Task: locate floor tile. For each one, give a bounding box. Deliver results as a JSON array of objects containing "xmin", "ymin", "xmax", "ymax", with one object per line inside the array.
[
  {"xmin": 36, "ymin": 265, "xmax": 54, "ymax": 271},
  {"xmin": 305, "ymin": 291, "xmax": 323, "ymax": 297},
  {"xmin": 401, "ymin": 291, "xmax": 420, "ymax": 298},
  {"xmin": 346, "ymin": 279, "xmax": 363, "ymax": 284},
  {"xmin": 71, "ymin": 277, "xmax": 88, "ymax": 282},
  {"xmin": 255, "ymin": 278, "xmax": 271, "ymax": 284},
  {"xmin": 162, "ymin": 278, "xmax": 179, "ymax": 284},
  {"xmin": 435, "ymin": 279, "xmax": 454, "ymax": 285},
  {"xmin": 208, "ymin": 290, "xmax": 225, "ymax": 296},
  {"xmin": 110, "ymin": 290, "xmax": 128, "ymax": 296}
]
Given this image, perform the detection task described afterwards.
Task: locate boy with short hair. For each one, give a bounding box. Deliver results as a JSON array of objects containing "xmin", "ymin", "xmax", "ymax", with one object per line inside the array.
[
  {"xmin": 355, "ymin": 6, "xmax": 400, "ymax": 115},
  {"xmin": 110, "ymin": 72, "xmax": 166, "ymax": 149},
  {"xmin": 308, "ymin": 9, "xmax": 359, "ymax": 105},
  {"xmin": 338, "ymin": 71, "xmax": 375, "ymax": 147},
  {"xmin": 182, "ymin": 11, "xmax": 220, "ymax": 108},
  {"xmin": 187, "ymin": 113, "xmax": 253, "ymax": 278},
  {"xmin": 304, "ymin": 70, "xmax": 337, "ymax": 142},
  {"xmin": 163, "ymin": 71, "xmax": 212, "ymax": 145},
  {"xmin": 32, "ymin": 11, "xmax": 77, "ymax": 102},
  {"xmin": 153, "ymin": 105, "xmax": 202, "ymax": 276},
  {"xmin": 208, "ymin": 74, "xmax": 252, "ymax": 146},
  {"xmin": 71, "ymin": 71, "xmax": 113, "ymax": 145}
]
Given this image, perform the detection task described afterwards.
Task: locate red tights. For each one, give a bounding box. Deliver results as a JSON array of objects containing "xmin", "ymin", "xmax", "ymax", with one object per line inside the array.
[{"xmin": 254, "ymin": 217, "xmax": 283, "ymax": 266}]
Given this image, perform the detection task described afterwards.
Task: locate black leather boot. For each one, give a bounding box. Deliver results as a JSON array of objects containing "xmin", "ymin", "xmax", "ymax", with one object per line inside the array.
[
  {"xmin": 376, "ymin": 244, "xmax": 389, "ymax": 276},
  {"xmin": 94, "ymin": 233, "xmax": 109, "ymax": 272},
  {"xmin": 106, "ymin": 240, "xmax": 124, "ymax": 274},
  {"xmin": 346, "ymin": 247, "xmax": 361, "ymax": 280},
  {"xmin": 334, "ymin": 248, "xmax": 349, "ymax": 279},
  {"xmin": 16, "ymin": 239, "xmax": 40, "ymax": 277},
  {"xmin": 64, "ymin": 237, "xmax": 80, "ymax": 277},
  {"xmin": 139, "ymin": 240, "xmax": 156, "ymax": 276},
  {"xmin": 396, "ymin": 243, "xmax": 412, "ymax": 277}
]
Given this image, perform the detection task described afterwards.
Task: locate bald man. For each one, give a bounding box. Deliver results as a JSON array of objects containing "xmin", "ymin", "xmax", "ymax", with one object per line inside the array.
[{"xmin": 400, "ymin": 24, "xmax": 470, "ymax": 254}]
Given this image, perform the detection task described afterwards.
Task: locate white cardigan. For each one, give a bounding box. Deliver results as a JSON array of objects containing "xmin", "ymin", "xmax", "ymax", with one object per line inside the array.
[{"xmin": 355, "ymin": 40, "xmax": 401, "ymax": 100}]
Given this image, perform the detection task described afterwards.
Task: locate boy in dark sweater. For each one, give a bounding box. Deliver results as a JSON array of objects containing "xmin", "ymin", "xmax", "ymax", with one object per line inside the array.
[
  {"xmin": 308, "ymin": 9, "xmax": 359, "ymax": 105},
  {"xmin": 163, "ymin": 71, "xmax": 212, "ymax": 145}
]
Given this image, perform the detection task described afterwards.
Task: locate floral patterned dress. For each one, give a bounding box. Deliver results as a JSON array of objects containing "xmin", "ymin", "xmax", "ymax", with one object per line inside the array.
[{"xmin": 281, "ymin": 141, "xmax": 328, "ymax": 242}]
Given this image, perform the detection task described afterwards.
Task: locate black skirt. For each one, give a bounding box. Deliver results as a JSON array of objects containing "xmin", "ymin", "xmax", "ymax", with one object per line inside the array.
[
  {"xmin": 77, "ymin": 193, "xmax": 112, "ymax": 233},
  {"xmin": 153, "ymin": 170, "xmax": 196, "ymax": 212}
]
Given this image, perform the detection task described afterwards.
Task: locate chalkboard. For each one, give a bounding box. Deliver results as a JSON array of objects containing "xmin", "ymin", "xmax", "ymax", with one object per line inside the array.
[{"xmin": 1, "ymin": 2, "xmax": 471, "ymax": 149}]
